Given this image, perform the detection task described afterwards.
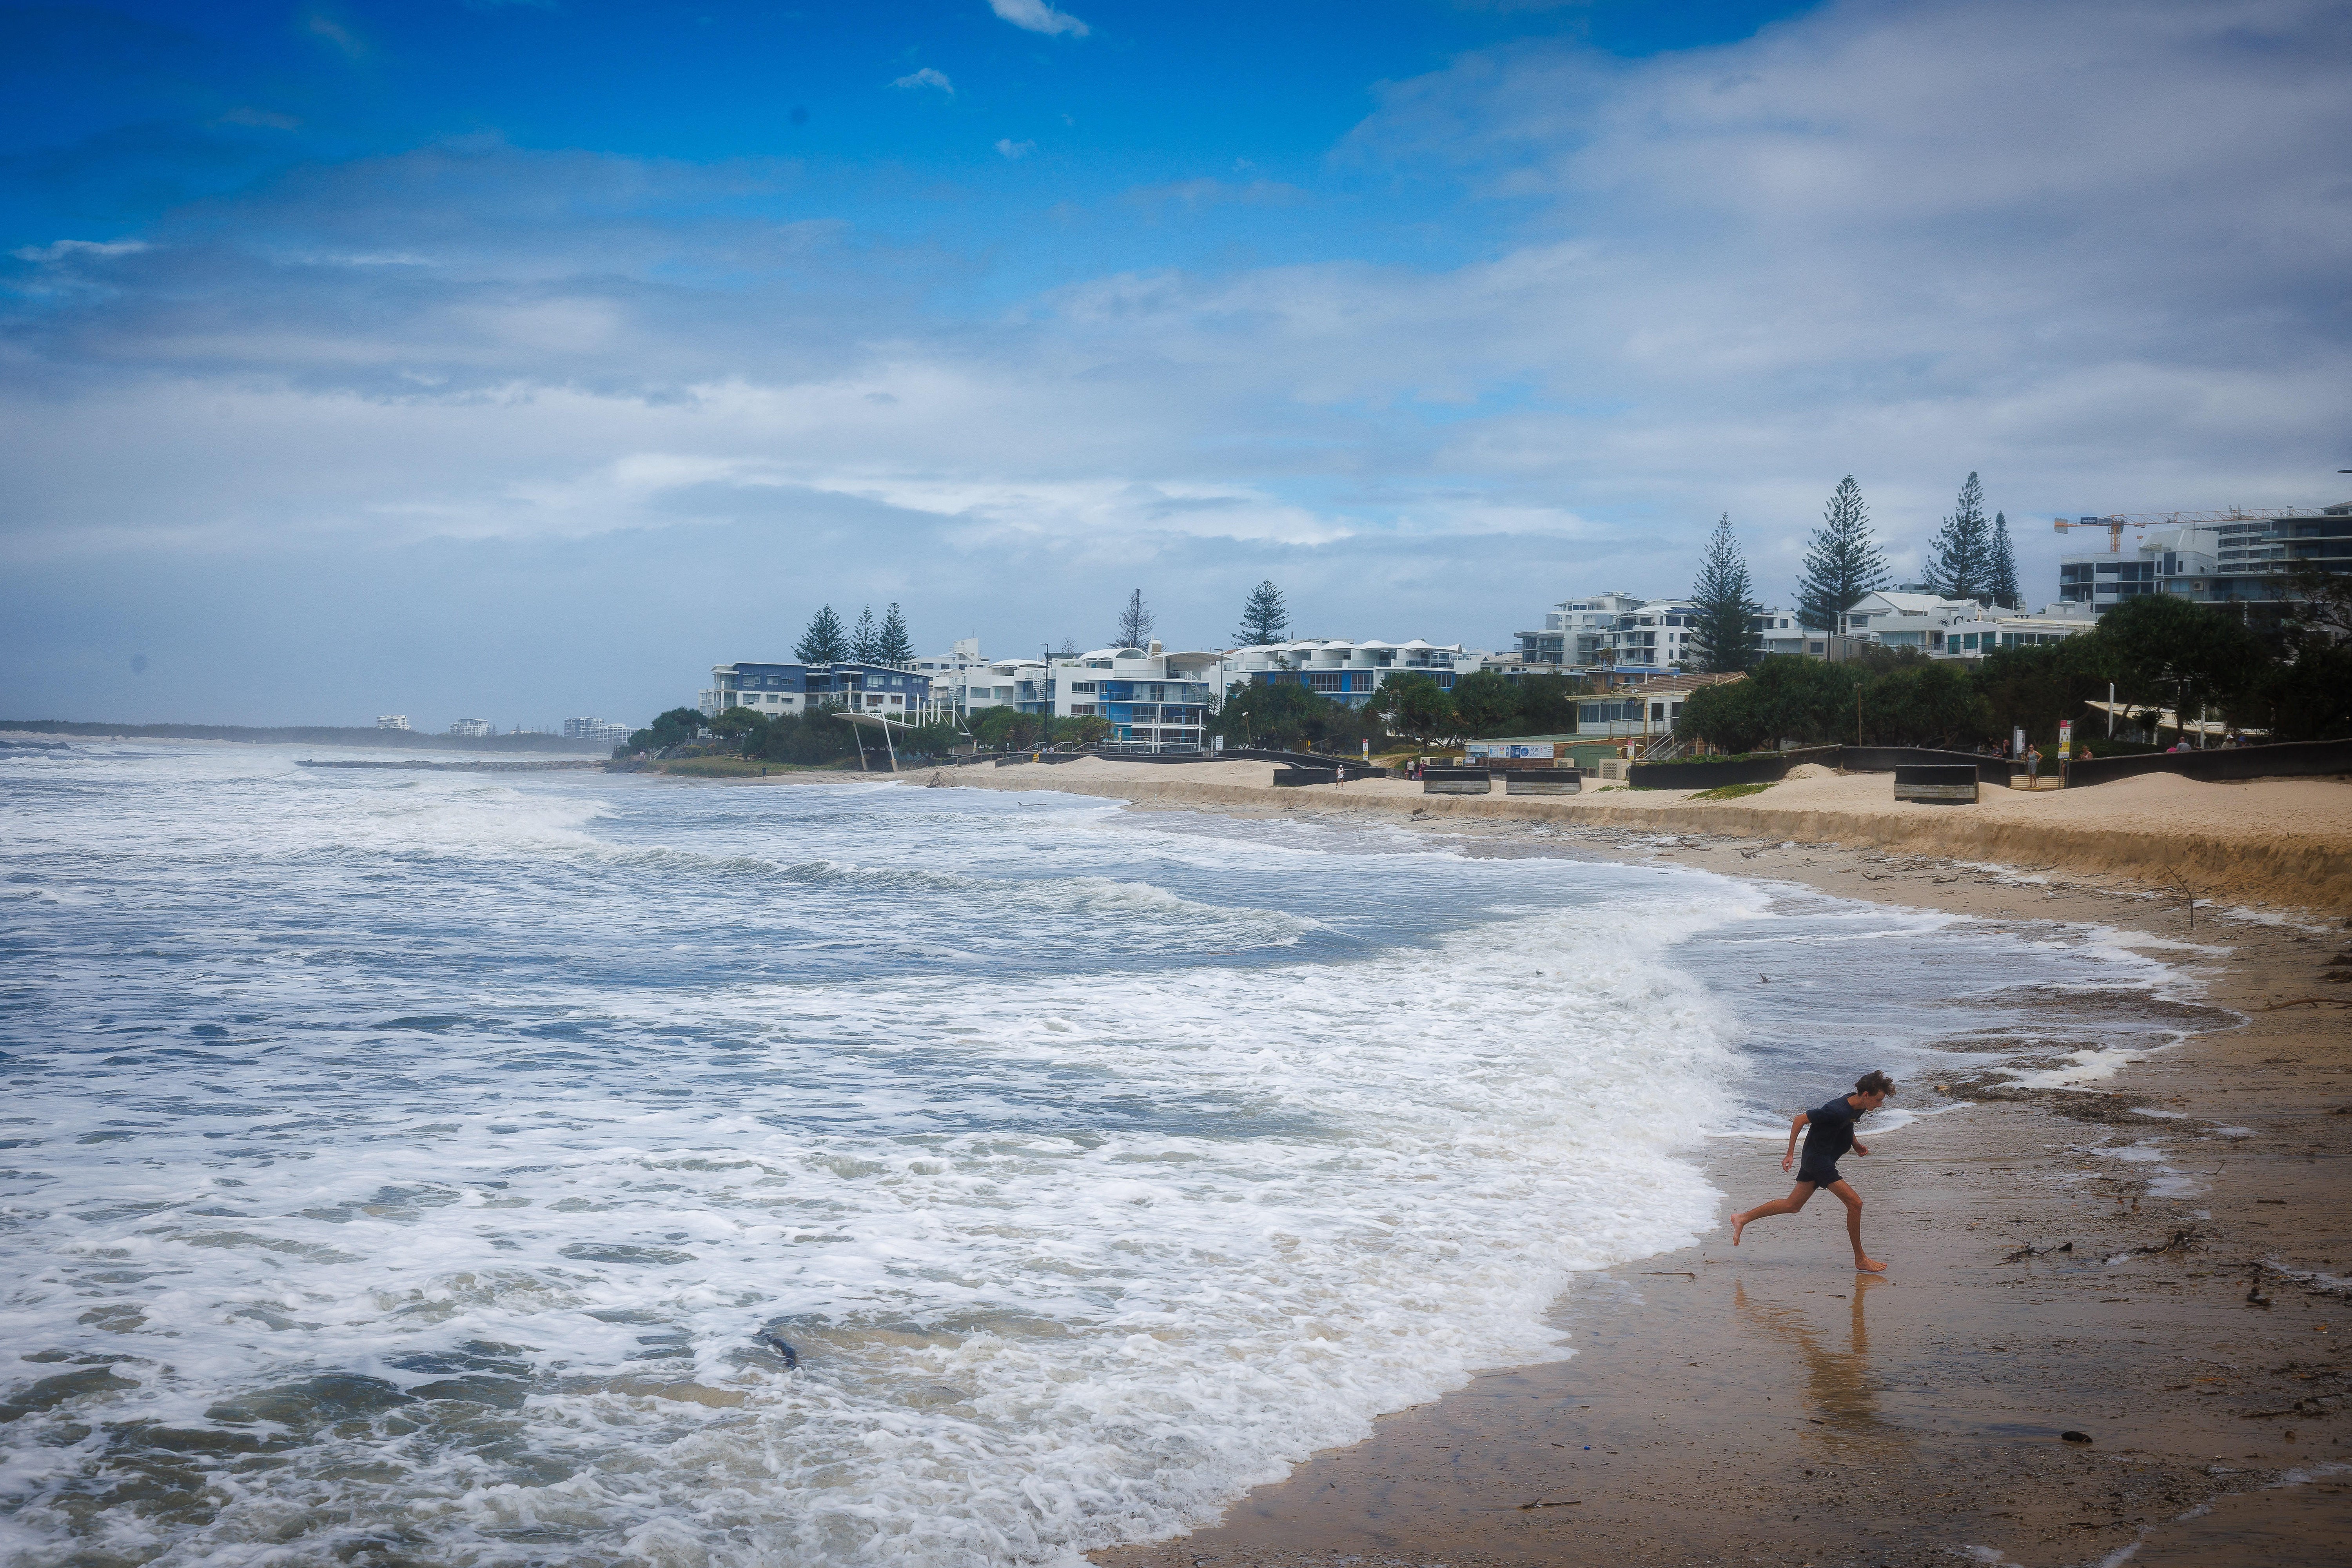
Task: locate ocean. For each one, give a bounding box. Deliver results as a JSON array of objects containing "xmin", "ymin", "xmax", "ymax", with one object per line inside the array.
[{"xmin": 0, "ymin": 745, "xmax": 2192, "ymax": 1566}]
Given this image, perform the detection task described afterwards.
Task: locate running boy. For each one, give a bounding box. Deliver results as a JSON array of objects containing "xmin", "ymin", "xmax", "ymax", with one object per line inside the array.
[{"xmin": 1728, "ymin": 1071, "xmax": 1895, "ymax": 1272}]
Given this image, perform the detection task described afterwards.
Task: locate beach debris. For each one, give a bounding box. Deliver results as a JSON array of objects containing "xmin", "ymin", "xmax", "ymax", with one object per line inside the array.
[
  {"xmin": 2062, "ymin": 1430, "xmax": 2093, "ymax": 1444},
  {"xmin": 1519, "ymin": 1499, "xmax": 1583, "ymax": 1509},
  {"xmin": 759, "ymin": 1332, "xmax": 801, "ymax": 1368},
  {"xmin": 2245, "ymin": 1285, "xmax": 2272, "ymax": 1308},
  {"xmin": 2000, "ymin": 1240, "xmax": 2071, "ymax": 1264},
  {"xmin": 2110, "ymin": 1227, "xmax": 2200, "ymax": 1261},
  {"xmin": 1759, "ymin": 973, "xmax": 1771, "ymax": 983}
]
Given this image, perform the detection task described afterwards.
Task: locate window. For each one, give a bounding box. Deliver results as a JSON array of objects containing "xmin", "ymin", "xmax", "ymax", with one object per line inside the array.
[
  {"xmin": 1069, "ymin": 681, "xmax": 1096, "ymax": 693},
  {"xmin": 1849, "ymin": 615, "xmax": 1869, "ymax": 627}
]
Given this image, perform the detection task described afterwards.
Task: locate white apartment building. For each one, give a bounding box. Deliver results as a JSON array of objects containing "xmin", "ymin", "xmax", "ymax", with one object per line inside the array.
[
  {"xmin": 1517, "ymin": 595, "xmax": 1806, "ymax": 677},
  {"xmin": 1041, "ymin": 642, "xmax": 1222, "ymax": 751},
  {"xmin": 911, "ymin": 639, "xmax": 1022, "ymax": 719},
  {"xmin": 1220, "ymin": 639, "xmax": 1490, "ymax": 708},
  {"xmin": 448, "ymin": 719, "xmax": 493, "ymax": 738},
  {"xmin": 1829, "ymin": 591, "xmax": 2094, "ymax": 657}
]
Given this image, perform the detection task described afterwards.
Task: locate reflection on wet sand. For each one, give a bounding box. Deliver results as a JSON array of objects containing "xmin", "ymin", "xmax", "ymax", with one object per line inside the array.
[{"xmin": 1732, "ymin": 1275, "xmax": 1894, "ymax": 1439}]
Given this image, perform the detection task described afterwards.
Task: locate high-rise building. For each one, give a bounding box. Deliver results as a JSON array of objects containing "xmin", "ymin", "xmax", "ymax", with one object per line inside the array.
[{"xmin": 2055, "ymin": 503, "xmax": 2350, "ymax": 612}]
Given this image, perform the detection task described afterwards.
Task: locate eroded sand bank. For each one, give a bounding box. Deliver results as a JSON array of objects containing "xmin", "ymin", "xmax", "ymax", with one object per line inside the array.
[{"xmin": 933, "ymin": 757, "xmax": 2352, "ymax": 911}]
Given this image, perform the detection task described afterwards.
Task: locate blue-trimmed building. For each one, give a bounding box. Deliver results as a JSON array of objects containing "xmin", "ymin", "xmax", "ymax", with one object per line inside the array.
[
  {"xmin": 1041, "ymin": 644, "xmax": 1221, "ymax": 751},
  {"xmin": 1219, "ymin": 639, "xmax": 1485, "ymax": 709},
  {"xmin": 699, "ymin": 661, "xmax": 931, "ymax": 720}
]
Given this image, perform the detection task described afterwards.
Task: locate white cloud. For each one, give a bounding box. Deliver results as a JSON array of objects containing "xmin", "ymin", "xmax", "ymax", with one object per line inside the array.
[
  {"xmin": 10, "ymin": 238, "xmax": 151, "ymax": 263},
  {"xmin": 994, "ymin": 137, "xmax": 1036, "ymax": 160},
  {"xmin": 987, "ymin": 0, "xmax": 1089, "ymax": 38},
  {"xmin": 891, "ymin": 66, "xmax": 954, "ymax": 94},
  {"xmin": 303, "ymin": 11, "xmax": 365, "ymax": 60}
]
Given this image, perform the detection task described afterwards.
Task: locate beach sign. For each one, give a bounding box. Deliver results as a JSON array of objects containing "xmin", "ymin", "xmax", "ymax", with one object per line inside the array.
[{"xmin": 2057, "ymin": 719, "xmax": 2073, "ymax": 760}]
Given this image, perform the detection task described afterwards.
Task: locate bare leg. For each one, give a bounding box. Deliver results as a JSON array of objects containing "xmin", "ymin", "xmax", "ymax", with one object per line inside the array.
[
  {"xmin": 1829, "ymin": 1180, "xmax": 1885, "ymax": 1272},
  {"xmin": 1731, "ymin": 1182, "xmax": 1815, "ymax": 1245}
]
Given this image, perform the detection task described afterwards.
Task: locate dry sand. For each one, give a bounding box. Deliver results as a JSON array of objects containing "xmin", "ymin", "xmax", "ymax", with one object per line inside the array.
[{"xmin": 663, "ymin": 757, "xmax": 2352, "ymax": 1563}]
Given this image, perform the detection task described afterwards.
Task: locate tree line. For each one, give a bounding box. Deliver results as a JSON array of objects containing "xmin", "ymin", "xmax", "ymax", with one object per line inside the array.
[
  {"xmin": 1686, "ymin": 473, "xmax": 2025, "ymax": 676},
  {"xmin": 1679, "ymin": 575, "xmax": 2352, "ymax": 751},
  {"xmin": 791, "ymin": 604, "xmax": 916, "ymax": 667}
]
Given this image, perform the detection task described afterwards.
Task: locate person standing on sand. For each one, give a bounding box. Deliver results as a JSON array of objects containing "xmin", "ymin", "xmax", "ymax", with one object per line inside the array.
[{"xmin": 1729, "ymin": 1071, "xmax": 1895, "ymax": 1273}]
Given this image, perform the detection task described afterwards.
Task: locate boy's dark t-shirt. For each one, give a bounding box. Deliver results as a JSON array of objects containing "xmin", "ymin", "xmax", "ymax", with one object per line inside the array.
[{"xmin": 1799, "ymin": 1095, "xmax": 1862, "ymax": 1177}]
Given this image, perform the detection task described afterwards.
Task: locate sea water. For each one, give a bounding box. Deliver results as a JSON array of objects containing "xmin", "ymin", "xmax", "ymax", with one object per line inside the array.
[{"xmin": 0, "ymin": 746, "xmax": 2191, "ymax": 1566}]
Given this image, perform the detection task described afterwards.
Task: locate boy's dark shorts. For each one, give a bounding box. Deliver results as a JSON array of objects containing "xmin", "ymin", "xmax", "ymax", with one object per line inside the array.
[{"xmin": 1797, "ymin": 1165, "xmax": 1842, "ymax": 1189}]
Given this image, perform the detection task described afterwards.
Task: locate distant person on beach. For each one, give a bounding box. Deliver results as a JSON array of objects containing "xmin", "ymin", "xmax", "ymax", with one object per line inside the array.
[
  {"xmin": 1728, "ymin": 1071, "xmax": 1895, "ymax": 1273},
  {"xmin": 2024, "ymin": 744, "xmax": 2042, "ymax": 785}
]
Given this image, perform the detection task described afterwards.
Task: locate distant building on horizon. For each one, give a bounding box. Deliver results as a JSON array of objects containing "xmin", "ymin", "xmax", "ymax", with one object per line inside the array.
[
  {"xmin": 448, "ymin": 719, "xmax": 493, "ymax": 738},
  {"xmin": 564, "ymin": 717, "xmax": 634, "ymax": 746},
  {"xmin": 375, "ymin": 714, "xmax": 410, "ymax": 731}
]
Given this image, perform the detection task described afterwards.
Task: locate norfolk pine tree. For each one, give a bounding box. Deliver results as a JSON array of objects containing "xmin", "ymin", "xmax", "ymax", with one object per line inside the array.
[
  {"xmin": 875, "ymin": 604, "xmax": 915, "ymax": 667},
  {"xmin": 1923, "ymin": 472, "xmax": 1993, "ymax": 604},
  {"xmin": 794, "ymin": 605, "xmax": 849, "ymax": 664},
  {"xmin": 1235, "ymin": 581, "xmax": 1290, "ymax": 646},
  {"xmin": 1116, "ymin": 590, "xmax": 1155, "ymax": 650},
  {"xmin": 1691, "ymin": 513, "xmax": 1762, "ymax": 673},
  {"xmin": 1989, "ymin": 512, "xmax": 2021, "ymax": 608},
  {"xmin": 850, "ymin": 606, "xmax": 879, "ymax": 664},
  {"xmin": 1797, "ymin": 476, "xmax": 1889, "ymax": 632}
]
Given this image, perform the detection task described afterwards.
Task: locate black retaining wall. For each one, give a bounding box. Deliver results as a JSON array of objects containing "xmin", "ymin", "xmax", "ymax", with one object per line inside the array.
[
  {"xmin": 1627, "ymin": 755, "xmax": 1789, "ymax": 789},
  {"xmin": 1837, "ymin": 746, "xmax": 2013, "ymax": 784},
  {"xmin": 2063, "ymin": 736, "xmax": 2352, "ymax": 788}
]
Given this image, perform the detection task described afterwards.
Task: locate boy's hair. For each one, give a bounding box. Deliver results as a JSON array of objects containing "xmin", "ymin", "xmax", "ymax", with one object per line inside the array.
[{"xmin": 1855, "ymin": 1070, "xmax": 1896, "ymax": 1098}]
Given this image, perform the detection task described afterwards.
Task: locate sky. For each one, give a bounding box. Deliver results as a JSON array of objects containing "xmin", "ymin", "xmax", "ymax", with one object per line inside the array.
[{"xmin": 2, "ymin": 0, "xmax": 2347, "ymax": 730}]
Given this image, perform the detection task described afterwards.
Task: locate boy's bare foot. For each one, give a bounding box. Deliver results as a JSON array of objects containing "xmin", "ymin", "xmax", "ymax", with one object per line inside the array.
[
  {"xmin": 1730, "ymin": 1213, "xmax": 1746, "ymax": 1246},
  {"xmin": 1854, "ymin": 1255, "xmax": 1887, "ymax": 1273}
]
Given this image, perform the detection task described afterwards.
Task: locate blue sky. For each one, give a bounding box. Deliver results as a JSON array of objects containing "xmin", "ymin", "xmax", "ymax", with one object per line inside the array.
[{"xmin": 3, "ymin": 0, "xmax": 2347, "ymax": 728}]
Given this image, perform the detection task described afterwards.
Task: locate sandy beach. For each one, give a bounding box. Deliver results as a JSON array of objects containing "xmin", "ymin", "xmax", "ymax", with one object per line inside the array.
[
  {"xmin": 821, "ymin": 757, "xmax": 2352, "ymax": 1565},
  {"xmin": 903, "ymin": 755, "xmax": 2352, "ymax": 912}
]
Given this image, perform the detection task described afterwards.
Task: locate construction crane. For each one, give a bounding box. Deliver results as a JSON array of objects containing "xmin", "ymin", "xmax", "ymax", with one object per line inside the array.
[
  {"xmin": 2053, "ymin": 507, "xmax": 2304, "ymax": 553},
  {"xmin": 2053, "ymin": 516, "xmax": 2129, "ymax": 552}
]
